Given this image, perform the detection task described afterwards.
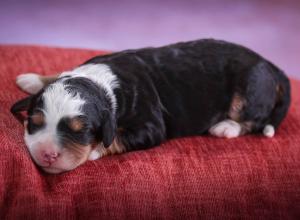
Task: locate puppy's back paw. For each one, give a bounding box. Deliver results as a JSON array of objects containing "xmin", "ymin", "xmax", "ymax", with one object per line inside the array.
[
  {"xmin": 16, "ymin": 73, "xmax": 44, "ymax": 94},
  {"xmin": 209, "ymin": 119, "xmax": 242, "ymax": 138}
]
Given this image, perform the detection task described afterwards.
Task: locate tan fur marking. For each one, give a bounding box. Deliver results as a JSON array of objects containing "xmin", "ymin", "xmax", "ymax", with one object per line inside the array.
[
  {"xmin": 65, "ymin": 142, "xmax": 92, "ymax": 160},
  {"xmin": 107, "ymin": 138, "xmax": 126, "ymax": 155},
  {"xmin": 31, "ymin": 111, "xmax": 45, "ymax": 126},
  {"xmin": 95, "ymin": 138, "xmax": 126, "ymax": 158},
  {"xmin": 69, "ymin": 117, "xmax": 84, "ymax": 132},
  {"xmin": 38, "ymin": 74, "xmax": 59, "ymax": 86},
  {"xmin": 228, "ymin": 93, "xmax": 245, "ymax": 121}
]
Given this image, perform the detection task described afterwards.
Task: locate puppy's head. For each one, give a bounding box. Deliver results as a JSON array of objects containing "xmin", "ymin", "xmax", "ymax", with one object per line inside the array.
[{"xmin": 11, "ymin": 77, "xmax": 116, "ymax": 174}]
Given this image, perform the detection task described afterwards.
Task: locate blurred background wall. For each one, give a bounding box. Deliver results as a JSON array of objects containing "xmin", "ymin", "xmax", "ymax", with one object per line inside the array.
[{"xmin": 0, "ymin": 0, "xmax": 299, "ymax": 78}]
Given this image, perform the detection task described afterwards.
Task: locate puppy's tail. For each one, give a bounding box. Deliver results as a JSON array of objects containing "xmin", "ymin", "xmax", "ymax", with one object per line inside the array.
[{"xmin": 263, "ymin": 70, "xmax": 291, "ymax": 138}]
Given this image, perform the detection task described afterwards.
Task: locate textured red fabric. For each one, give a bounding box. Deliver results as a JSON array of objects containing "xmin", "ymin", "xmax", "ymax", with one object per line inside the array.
[{"xmin": 0, "ymin": 45, "xmax": 299, "ymax": 219}]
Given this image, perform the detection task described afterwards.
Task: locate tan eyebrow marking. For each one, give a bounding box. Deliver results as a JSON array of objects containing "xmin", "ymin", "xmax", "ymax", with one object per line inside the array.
[
  {"xmin": 68, "ymin": 117, "xmax": 84, "ymax": 132},
  {"xmin": 31, "ymin": 111, "xmax": 45, "ymax": 126}
]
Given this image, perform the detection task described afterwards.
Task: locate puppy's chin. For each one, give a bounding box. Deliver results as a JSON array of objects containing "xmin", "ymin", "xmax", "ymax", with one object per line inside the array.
[{"xmin": 40, "ymin": 160, "xmax": 86, "ymax": 174}]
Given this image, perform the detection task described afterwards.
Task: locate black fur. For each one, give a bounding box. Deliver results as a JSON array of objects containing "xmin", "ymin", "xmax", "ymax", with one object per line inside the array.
[
  {"xmin": 83, "ymin": 39, "xmax": 290, "ymax": 150},
  {"xmin": 11, "ymin": 39, "xmax": 291, "ymax": 152}
]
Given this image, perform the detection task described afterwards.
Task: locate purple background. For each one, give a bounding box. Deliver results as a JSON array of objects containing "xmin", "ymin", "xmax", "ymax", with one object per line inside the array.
[{"xmin": 0, "ymin": 0, "xmax": 299, "ymax": 79}]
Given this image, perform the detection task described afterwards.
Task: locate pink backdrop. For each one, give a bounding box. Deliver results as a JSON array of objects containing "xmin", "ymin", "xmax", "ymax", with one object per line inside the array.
[{"xmin": 0, "ymin": 0, "xmax": 299, "ymax": 79}]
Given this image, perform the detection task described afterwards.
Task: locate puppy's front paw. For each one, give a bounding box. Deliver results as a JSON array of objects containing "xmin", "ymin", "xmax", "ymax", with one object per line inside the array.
[
  {"xmin": 88, "ymin": 149, "xmax": 101, "ymax": 161},
  {"xmin": 16, "ymin": 73, "xmax": 44, "ymax": 94}
]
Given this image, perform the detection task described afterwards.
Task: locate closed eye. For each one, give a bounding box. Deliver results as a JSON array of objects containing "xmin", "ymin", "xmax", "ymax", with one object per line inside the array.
[{"xmin": 57, "ymin": 116, "xmax": 92, "ymax": 146}]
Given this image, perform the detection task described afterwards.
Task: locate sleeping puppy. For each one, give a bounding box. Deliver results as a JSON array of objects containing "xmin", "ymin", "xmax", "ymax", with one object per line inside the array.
[{"xmin": 11, "ymin": 39, "xmax": 291, "ymax": 174}]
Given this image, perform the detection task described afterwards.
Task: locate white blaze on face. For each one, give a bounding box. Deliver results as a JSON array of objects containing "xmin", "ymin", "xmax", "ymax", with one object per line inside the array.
[
  {"xmin": 42, "ymin": 82, "xmax": 85, "ymax": 123},
  {"xmin": 60, "ymin": 63, "xmax": 119, "ymax": 114}
]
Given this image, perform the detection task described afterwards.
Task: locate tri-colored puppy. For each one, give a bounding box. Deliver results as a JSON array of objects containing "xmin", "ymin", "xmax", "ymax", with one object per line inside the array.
[{"xmin": 11, "ymin": 39, "xmax": 291, "ymax": 174}]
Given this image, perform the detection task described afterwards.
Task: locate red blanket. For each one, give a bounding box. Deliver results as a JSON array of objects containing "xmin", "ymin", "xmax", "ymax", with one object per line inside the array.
[{"xmin": 0, "ymin": 45, "xmax": 299, "ymax": 219}]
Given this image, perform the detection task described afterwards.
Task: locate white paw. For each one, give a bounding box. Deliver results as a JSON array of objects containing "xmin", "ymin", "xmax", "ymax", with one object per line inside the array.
[
  {"xmin": 16, "ymin": 73, "xmax": 44, "ymax": 94},
  {"xmin": 209, "ymin": 120, "xmax": 241, "ymax": 138},
  {"xmin": 263, "ymin": 124, "xmax": 275, "ymax": 138},
  {"xmin": 88, "ymin": 149, "xmax": 101, "ymax": 161}
]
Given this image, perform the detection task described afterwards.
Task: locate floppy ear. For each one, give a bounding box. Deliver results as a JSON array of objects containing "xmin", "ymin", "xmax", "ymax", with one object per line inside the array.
[
  {"xmin": 10, "ymin": 96, "xmax": 33, "ymax": 123},
  {"xmin": 101, "ymin": 110, "xmax": 116, "ymax": 148}
]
